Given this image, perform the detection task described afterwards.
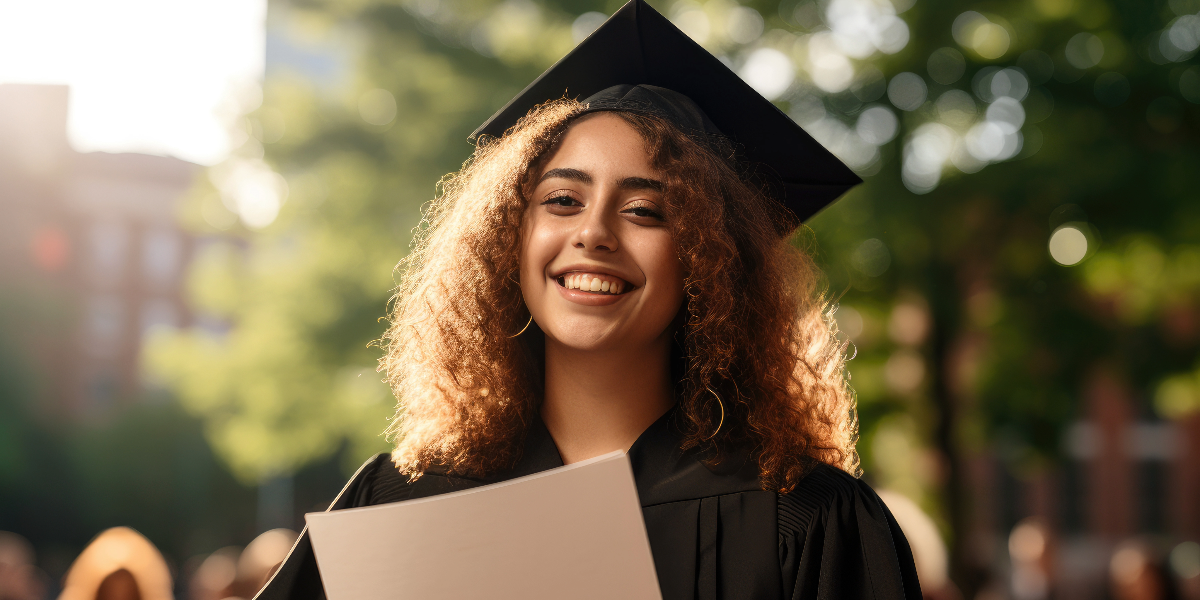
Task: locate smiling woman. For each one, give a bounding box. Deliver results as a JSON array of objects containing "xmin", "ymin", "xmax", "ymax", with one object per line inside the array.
[{"xmin": 257, "ymin": 1, "xmax": 920, "ymax": 599}]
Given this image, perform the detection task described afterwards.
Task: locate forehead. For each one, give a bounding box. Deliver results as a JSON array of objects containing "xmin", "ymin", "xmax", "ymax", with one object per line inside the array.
[{"xmin": 539, "ymin": 113, "xmax": 657, "ymax": 176}]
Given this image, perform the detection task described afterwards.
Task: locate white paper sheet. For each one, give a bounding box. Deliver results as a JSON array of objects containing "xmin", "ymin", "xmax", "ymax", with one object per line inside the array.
[{"xmin": 305, "ymin": 450, "xmax": 662, "ymax": 600}]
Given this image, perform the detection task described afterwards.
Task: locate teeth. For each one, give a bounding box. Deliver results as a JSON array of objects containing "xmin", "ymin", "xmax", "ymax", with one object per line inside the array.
[{"xmin": 557, "ymin": 272, "xmax": 629, "ymax": 295}]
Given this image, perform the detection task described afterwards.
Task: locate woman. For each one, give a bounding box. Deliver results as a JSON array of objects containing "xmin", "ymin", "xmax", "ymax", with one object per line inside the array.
[{"xmin": 259, "ymin": 1, "xmax": 921, "ymax": 599}]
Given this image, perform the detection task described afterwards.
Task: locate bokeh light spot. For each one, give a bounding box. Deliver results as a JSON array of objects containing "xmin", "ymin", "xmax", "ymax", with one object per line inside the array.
[
  {"xmin": 1111, "ymin": 543, "xmax": 1150, "ymax": 586},
  {"xmin": 971, "ymin": 23, "xmax": 1011, "ymax": 59},
  {"xmin": 837, "ymin": 306, "xmax": 865, "ymax": 340},
  {"xmin": 739, "ymin": 48, "xmax": 794, "ymax": 101},
  {"xmin": 1049, "ymin": 226, "xmax": 1088, "ymax": 265},
  {"xmin": 927, "ymin": 47, "xmax": 966, "ymax": 85},
  {"xmin": 825, "ymin": 0, "xmax": 911, "ymax": 58},
  {"xmin": 1156, "ymin": 375, "xmax": 1200, "ymax": 419},
  {"xmin": 1170, "ymin": 542, "xmax": 1200, "ymax": 579},
  {"xmin": 902, "ymin": 122, "xmax": 958, "ymax": 192},
  {"xmin": 888, "ymin": 72, "xmax": 927, "ymax": 111},
  {"xmin": 1168, "ymin": 14, "xmax": 1200, "ymax": 53},
  {"xmin": 1032, "ymin": 0, "xmax": 1076, "ymax": 19},
  {"xmin": 1017, "ymin": 49, "xmax": 1056, "ymax": 85},
  {"xmin": 726, "ymin": 6, "xmax": 764, "ymax": 44},
  {"xmin": 987, "ymin": 97, "xmax": 1026, "ymax": 133},
  {"xmin": 888, "ymin": 302, "xmax": 930, "ymax": 346},
  {"xmin": 935, "ymin": 90, "xmax": 977, "ymax": 126},
  {"xmin": 808, "ymin": 33, "xmax": 855, "ymax": 92},
  {"xmin": 851, "ymin": 238, "xmax": 892, "ymax": 276},
  {"xmin": 852, "ymin": 66, "xmax": 887, "ymax": 102},
  {"xmin": 856, "ymin": 105, "xmax": 899, "ymax": 145},
  {"xmin": 31, "ymin": 226, "xmax": 70, "ymax": 272},
  {"xmin": 885, "ymin": 350, "xmax": 925, "ymax": 394},
  {"xmin": 1009, "ymin": 520, "xmax": 1047, "ymax": 563},
  {"xmin": 671, "ymin": 2, "xmax": 711, "ymax": 44},
  {"xmin": 572, "ymin": 11, "xmax": 607, "ymax": 44},
  {"xmin": 952, "ymin": 12, "xmax": 987, "ymax": 46},
  {"xmin": 1065, "ymin": 32, "xmax": 1105, "ymax": 69},
  {"xmin": 990, "ymin": 68, "xmax": 1029, "ymax": 100},
  {"xmin": 358, "ymin": 88, "xmax": 396, "ymax": 126}
]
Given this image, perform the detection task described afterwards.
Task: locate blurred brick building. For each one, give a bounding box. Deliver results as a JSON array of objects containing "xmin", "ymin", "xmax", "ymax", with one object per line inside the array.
[
  {"xmin": 962, "ymin": 370, "xmax": 1200, "ymax": 599},
  {"xmin": 0, "ymin": 83, "xmax": 198, "ymax": 417}
]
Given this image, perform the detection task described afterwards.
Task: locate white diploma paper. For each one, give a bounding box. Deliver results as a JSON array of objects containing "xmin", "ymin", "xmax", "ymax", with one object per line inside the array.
[{"xmin": 305, "ymin": 451, "xmax": 662, "ymax": 600}]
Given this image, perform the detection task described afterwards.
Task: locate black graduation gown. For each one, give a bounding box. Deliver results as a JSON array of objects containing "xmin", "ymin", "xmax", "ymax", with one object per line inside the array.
[{"xmin": 256, "ymin": 410, "xmax": 922, "ymax": 600}]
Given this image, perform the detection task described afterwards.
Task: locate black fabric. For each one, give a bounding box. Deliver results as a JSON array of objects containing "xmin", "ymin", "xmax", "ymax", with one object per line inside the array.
[
  {"xmin": 578, "ymin": 84, "xmax": 722, "ymax": 138},
  {"xmin": 470, "ymin": 0, "xmax": 861, "ymax": 224},
  {"xmin": 255, "ymin": 410, "xmax": 921, "ymax": 600}
]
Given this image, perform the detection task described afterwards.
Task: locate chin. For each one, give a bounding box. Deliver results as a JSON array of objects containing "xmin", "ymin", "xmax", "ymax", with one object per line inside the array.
[{"xmin": 541, "ymin": 317, "xmax": 629, "ymax": 352}]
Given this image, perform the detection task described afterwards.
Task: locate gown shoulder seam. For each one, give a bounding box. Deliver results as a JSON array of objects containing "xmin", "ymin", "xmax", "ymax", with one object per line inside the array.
[{"xmin": 777, "ymin": 462, "xmax": 860, "ymax": 539}]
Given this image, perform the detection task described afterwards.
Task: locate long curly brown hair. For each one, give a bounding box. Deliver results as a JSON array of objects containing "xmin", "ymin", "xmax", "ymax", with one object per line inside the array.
[{"xmin": 381, "ymin": 98, "xmax": 858, "ymax": 493}]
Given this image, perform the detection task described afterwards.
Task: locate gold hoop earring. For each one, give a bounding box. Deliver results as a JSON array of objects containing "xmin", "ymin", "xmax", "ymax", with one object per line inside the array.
[
  {"xmin": 704, "ymin": 386, "xmax": 724, "ymax": 440},
  {"xmin": 508, "ymin": 314, "xmax": 533, "ymax": 338}
]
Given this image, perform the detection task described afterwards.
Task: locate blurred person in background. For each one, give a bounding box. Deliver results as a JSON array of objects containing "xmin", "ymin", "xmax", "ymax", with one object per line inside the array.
[
  {"xmin": 1108, "ymin": 540, "xmax": 1185, "ymax": 600},
  {"xmin": 94, "ymin": 570, "xmax": 140, "ymax": 600},
  {"xmin": 58, "ymin": 527, "xmax": 171, "ymax": 600},
  {"xmin": 0, "ymin": 532, "xmax": 46, "ymax": 600},
  {"xmin": 878, "ymin": 491, "xmax": 960, "ymax": 600},
  {"xmin": 1008, "ymin": 519, "xmax": 1053, "ymax": 600},
  {"xmin": 1109, "ymin": 539, "xmax": 1179, "ymax": 600},
  {"xmin": 187, "ymin": 529, "xmax": 296, "ymax": 600}
]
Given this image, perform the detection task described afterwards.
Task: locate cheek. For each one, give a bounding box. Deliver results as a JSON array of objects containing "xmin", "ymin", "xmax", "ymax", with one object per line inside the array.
[
  {"xmin": 519, "ymin": 214, "xmax": 561, "ymax": 286},
  {"xmin": 642, "ymin": 236, "xmax": 686, "ymax": 311}
]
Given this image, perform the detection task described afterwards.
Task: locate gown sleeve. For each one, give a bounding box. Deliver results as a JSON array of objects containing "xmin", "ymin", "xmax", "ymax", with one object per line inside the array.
[
  {"xmin": 255, "ymin": 453, "xmax": 410, "ymax": 600},
  {"xmin": 777, "ymin": 464, "xmax": 923, "ymax": 600}
]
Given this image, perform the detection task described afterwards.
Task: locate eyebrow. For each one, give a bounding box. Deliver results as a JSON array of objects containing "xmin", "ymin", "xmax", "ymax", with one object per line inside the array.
[
  {"xmin": 538, "ymin": 168, "xmax": 665, "ymax": 193},
  {"xmin": 539, "ymin": 167, "xmax": 591, "ymax": 184},
  {"xmin": 618, "ymin": 176, "xmax": 665, "ymax": 193}
]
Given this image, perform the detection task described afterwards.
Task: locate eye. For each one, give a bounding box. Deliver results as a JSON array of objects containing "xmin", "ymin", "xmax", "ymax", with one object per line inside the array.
[
  {"xmin": 621, "ymin": 200, "xmax": 665, "ymax": 222},
  {"xmin": 540, "ymin": 191, "xmax": 583, "ymax": 215},
  {"xmin": 543, "ymin": 195, "xmax": 580, "ymax": 207}
]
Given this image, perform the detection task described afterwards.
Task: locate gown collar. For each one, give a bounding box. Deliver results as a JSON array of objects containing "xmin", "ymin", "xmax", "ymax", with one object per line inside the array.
[{"xmin": 510, "ymin": 407, "xmax": 763, "ymax": 506}]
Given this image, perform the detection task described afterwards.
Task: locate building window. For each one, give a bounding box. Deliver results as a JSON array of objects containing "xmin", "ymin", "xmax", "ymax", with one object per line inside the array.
[
  {"xmin": 87, "ymin": 221, "xmax": 129, "ymax": 287},
  {"xmin": 84, "ymin": 294, "xmax": 124, "ymax": 357},
  {"xmin": 142, "ymin": 228, "xmax": 181, "ymax": 288},
  {"xmin": 1126, "ymin": 421, "xmax": 1178, "ymax": 534},
  {"xmin": 86, "ymin": 369, "xmax": 120, "ymax": 415}
]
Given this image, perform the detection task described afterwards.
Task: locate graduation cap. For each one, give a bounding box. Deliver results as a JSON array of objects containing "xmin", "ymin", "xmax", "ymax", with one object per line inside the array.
[{"xmin": 472, "ymin": 0, "xmax": 861, "ymax": 223}]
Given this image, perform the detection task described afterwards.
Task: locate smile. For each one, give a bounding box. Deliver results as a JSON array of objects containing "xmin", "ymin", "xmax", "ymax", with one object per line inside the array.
[{"xmin": 555, "ymin": 272, "xmax": 631, "ymax": 295}]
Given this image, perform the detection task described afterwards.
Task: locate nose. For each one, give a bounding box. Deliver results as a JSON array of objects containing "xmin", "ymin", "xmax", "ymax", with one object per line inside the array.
[{"xmin": 573, "ymin": 204, "xmax": 618, "ymax": 252}]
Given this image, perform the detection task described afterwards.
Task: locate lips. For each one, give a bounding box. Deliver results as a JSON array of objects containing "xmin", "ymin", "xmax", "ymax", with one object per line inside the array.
[{"xmin": 552, "ymin": 271, "xmax": 633, "ymax": 295}]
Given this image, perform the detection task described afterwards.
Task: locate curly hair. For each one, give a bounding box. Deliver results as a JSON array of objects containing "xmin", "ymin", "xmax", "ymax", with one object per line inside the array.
[{"xmin": 381, "ymin": 98, "xmax": 858, "ymax": 492}]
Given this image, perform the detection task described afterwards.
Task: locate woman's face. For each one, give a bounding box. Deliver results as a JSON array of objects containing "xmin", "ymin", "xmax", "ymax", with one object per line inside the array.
[{"xmin": 520, "ymin": 113, "xmax": 685, "ymax": 352}]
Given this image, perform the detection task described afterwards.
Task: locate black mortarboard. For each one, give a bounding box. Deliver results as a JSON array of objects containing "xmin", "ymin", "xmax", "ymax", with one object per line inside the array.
[{"xmin": 472, "ymin": 0, "xmax": 861, "ymax": 223}]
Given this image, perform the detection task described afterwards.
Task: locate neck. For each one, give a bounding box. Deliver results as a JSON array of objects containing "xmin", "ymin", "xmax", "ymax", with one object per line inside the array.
[{"xmin": 540, "ymin": 335, "xmax": 676, "ymax": 464}]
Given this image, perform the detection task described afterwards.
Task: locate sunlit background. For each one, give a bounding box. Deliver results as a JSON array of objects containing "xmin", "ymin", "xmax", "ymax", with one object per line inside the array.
[{"xmin": 2, "ymin": 0, "xmax": 1199, "ymax": 598}]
